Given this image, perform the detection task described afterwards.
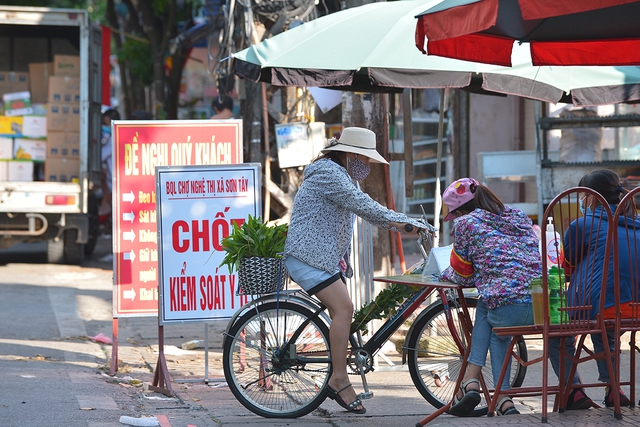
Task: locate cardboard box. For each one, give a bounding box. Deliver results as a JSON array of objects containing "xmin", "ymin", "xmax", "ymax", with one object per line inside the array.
[
  {"xmin": 0, "ymin": 160, "xmax": 7, "ymax": 181},
  {"xmin": 0, "ymin": 72, "xmax": 29, "ymax": 97},
  {"xmin": 46, "ymin": 103, "xmax": 80, "ymax": 131},
  {"xmin": 22, "ymin": 116, "xmax": 47, "ymax": 138},
  {"xmin": 28, "ymin": 63, "xmax": 53, "ymax": 104},
  {"xmin": 14, "ymin": 138, "xmax": 46, "ymax": 162},
  {"xmin": 0, "ymin": 137, "xmax": 12, "ymax": 159},
  {"xmin": 45, "ymin": 157, "xmax": 79, "ymax": 182},
  {"xmin": 0, "ymin": 116, "xmax": 22, "ymax": 135},
  {"xmin": 48, "ymin": 76, "xmax": 80, "ymax": 104},
  {"xmin": 3, "ymin": 91, "xmax": 33, "ymax": 116},
  {"xmin": 46, "ymin": 131, "xmax": 79, "ymax": 158},
  {"xmin": 53, "ymin": 55, "xmax": 80, "ymax": 77},
  {"xmin": 31, "ymin": 103, "xmax": 47, "ymax": 116},
  {"xmin": 8, "ymin": 160, "xmax": 34, "ymax": 182}
]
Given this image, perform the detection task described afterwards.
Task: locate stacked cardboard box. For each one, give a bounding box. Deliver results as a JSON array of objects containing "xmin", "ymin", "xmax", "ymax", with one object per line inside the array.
[
  {"xmin": 0, "ymin": 54, "xmax": 81, "ymax": 182},
  {"xmin": 0, "ymin": 71, "xmax": 35, "ymax": 181},
  {"xmin": 0, "ymin": 71, "xmax": 29, "ymax": 101},
  {"xmin": 45, "ymin": 55, "xmax": 80, "ymax": 182},
  {"xmin": 29, "ymin": 62, "xmax": 53, "ymax": 104}
]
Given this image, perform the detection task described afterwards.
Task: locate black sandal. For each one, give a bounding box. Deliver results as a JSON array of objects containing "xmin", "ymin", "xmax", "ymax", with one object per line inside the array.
[
  {"xmin": 496, "ymin": 397, "xmax": 520, "ymax": 416},
  {"xmin": 449, "ymin": 379, "xmax": 481, "ymax": 417},
  {"xmin": 326, "ymin": 384, "xmax": 366, "ymax": 414}
]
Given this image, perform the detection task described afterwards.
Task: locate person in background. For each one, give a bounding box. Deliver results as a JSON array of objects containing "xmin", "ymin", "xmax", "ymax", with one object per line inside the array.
[
  {"xmin": 99, "ymin": 108, "xmax": 120, "ymax": 221},
  {"xmin": 210, "ymin": 95, "xmax": 234, "ymax": 119},
  {"xmin": 439, "ymin": 178, "xmax": 541, "ymax": 416},
  {"xmin": 283, "ymin": 127, "xmax": 426, "ymax": 415},
  {"xmin": 562, "ymin": 169, "xmax": 638, "ymax": 408}
]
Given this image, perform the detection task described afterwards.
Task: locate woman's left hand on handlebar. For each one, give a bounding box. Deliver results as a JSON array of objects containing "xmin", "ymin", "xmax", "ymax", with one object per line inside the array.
[{"xmin": 390, "ymin": 221, "xmax": 421, "ymax": 233}]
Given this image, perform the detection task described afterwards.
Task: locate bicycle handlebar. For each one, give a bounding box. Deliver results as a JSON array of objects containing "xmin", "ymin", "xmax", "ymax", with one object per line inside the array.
[{"xmin": 405, "ymin": 222, "xmax": 437, "ymax": 234}]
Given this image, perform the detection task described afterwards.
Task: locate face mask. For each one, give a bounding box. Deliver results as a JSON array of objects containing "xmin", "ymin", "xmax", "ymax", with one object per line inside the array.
[
  {"xmin": 348, "ymin": 156, "xmax": 370, "ymax": 181},
  {"xmin": 579, "ymin": 199, "xmax": 590, "ymax": 215},
  {"xmin": 102, "ymin": 125, "xmax": 111, "ymax": 134}
]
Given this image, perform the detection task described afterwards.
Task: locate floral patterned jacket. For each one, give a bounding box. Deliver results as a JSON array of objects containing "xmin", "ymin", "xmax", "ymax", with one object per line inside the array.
[
  {"xmin": 441, "ymin": 206, "xmax": 542, "ymax": 309},
  {"xmin": 284, "ymin": 158, "xmax": 424, "ymax": 275}
]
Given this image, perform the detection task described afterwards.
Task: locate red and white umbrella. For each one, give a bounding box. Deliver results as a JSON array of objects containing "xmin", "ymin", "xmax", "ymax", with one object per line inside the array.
[{"xmin": 415, "ymin": 0, "xmax": 640, "ymax": 66}]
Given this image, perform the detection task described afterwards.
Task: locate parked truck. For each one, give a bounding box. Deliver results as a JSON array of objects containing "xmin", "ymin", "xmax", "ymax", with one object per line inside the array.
[{"xmin": 0, "ymin": 7, "xmax": 102, "ymax": 264}]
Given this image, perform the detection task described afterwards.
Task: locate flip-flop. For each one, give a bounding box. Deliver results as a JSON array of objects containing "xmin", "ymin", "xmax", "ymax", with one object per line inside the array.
[
  {"xmin": 448, "ymin": 379, "xmax": 481, "ymax": 417},
  {"xmin": 326, "ymin": 384, "xmax": 366, "ymax": 414}
]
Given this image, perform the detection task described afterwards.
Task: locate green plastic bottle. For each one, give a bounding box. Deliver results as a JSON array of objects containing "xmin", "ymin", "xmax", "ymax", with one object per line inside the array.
[{"xmin": 548, "ymin": 266, "xmax": 565, "ymax": 324}]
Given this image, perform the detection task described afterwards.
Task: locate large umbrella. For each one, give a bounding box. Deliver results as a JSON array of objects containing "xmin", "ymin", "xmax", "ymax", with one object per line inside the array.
[
  {"xmin": 415, "ymin": 0, "xmax": 640, "ymax": 66},
  {"xmin": 234, "ymin": 0, "xmax": 640, "ymax": 106},
  {"xmin": 233, "ymin": 0, "xmax": 640, "ymax": 235}
]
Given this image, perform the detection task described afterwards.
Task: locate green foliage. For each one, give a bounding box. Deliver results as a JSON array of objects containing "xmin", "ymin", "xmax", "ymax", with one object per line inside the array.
[
  {"xmin": 351, "ymin": 283, "xmax": 418, "ymax": 334},
  {"xmin": 152, "ymin": 0, "xmax": 178, "ymax": 17},
  {"xmin": 117, "ymin": 39, "xmax": 154, "ymax": 86},
  {"xmin": 220, "ymin": 215, "xmax": 288, "ymax": 274},
  {"xmin": 87, "ymin": 1, "xmax": 107, "ymax": 23},
  {"xmin": 3, "ymin": 0, "xmax": 87, "ymax": 7}
]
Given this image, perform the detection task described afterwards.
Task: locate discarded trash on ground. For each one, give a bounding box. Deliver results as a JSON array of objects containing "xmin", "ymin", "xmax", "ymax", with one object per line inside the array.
[
  {"xmin": 181, "ymin": 339, "xmax": 204, "ymax": 350},
  {"xmin": 119, "ymin": 415, "xmax": 159, "ymax": 426},
  {"xmin": 88, "ymin": 332, "xmax": 113, "ymax": 344},
  {"xmin": 210, "ymin": 382, "xmax": 228, "ymax": 388}
]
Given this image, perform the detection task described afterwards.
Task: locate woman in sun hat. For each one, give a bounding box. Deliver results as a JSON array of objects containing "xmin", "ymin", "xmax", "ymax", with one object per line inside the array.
[
  {"xmin": 284, "ymin": 127, "xmax": 427, "ymax": 414},
  {"xmin": 440, "ymin": 178, "xmax": 544, "ymax": 416}
]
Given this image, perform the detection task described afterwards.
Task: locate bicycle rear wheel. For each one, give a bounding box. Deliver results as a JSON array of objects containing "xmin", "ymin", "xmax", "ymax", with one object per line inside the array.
[
  {"xmin": 223, "ymin": 301, "xmax": 331, "ymax": 418},
  {"xmin": 407, "ymin": 297, "xmax": 527, "ymax": 417}
]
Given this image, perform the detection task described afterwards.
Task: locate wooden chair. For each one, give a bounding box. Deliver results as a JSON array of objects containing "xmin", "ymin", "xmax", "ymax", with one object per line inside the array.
[
  {"xmin": 612, "ymin": 186, "xmax": 640, "ymax": 407},
  {"xmin": 489, "ymin": 187, "xmax": 622, "ymax": 422}
]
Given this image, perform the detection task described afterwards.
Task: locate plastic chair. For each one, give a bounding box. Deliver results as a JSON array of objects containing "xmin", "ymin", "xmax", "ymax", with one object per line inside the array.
[
  {"xmin": 612, "ymin": 186, "xmax": 640, "ymax": 407},
  {"xmin": 490, "ymin": 187, "xmax": 622, "ymax": 422}
]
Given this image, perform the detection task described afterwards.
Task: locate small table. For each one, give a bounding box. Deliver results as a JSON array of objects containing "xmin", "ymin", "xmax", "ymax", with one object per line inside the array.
[
  {"xmin": 372, "ymin": 275, "xmax": 478, "ymax": 426},
  {"xmin": 373, "ymin": 274, "xmax": 460, "ymax": 288}
]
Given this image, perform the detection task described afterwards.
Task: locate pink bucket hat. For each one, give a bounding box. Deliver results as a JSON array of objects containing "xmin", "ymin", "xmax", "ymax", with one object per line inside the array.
[{"xmin": 443, "ymin": 178, "xmax": 479, "ymax": 221}]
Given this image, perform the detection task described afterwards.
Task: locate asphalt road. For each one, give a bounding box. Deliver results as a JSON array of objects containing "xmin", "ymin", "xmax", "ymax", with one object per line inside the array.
[{"xmin": 0, "ymin": 238, "xmax": 153, "ymax": 427}]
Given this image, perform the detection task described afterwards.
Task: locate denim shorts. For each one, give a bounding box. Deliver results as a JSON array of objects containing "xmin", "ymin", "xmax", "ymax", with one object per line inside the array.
[{"xmin": 284, "ymin": 256, "xmax": 342, "ymax": 296}]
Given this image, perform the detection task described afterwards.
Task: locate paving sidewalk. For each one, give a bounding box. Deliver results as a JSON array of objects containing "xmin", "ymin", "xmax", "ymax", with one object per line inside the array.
[
  {"xmin": 111, "ymin": 312, "xmax": 640, "ymax": 427},
  {"xmin": 97, "ymin": 241, "xmax": 638, "ymax": 427}
]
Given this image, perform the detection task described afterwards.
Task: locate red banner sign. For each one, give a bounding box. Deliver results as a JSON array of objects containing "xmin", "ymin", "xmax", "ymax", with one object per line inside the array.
[{"xmin": 112, "ymin": 120, "xmax": 242, "ymax": 317}]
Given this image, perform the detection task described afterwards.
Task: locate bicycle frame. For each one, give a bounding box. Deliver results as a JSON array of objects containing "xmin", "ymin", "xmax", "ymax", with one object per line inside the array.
[
  {"xmin": 350, "ymin": 283, "xmax": 471, "ymax": 399},
  {"xmin": 222, "ymin": 220, "xmax": 528, "ymax": 418},
  {"xmin": 223, "ymin": 225, "xmax": 471, "ymax": 391},
  {"xmin": 226, "ymin": 279, "xmax": 470, "ymax": 402}
]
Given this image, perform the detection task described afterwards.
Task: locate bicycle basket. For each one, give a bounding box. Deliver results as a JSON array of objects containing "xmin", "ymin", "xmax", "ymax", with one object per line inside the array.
[{"xmin": 237, "ymin": 256, "xmax": 288, "ymax": 295}]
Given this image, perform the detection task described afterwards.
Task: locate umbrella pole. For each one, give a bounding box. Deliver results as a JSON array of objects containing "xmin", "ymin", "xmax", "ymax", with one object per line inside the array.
[
  {"xmin": 433, "ymin": 89, "xmax": 445, "ymax": 247},
  {"xmin": 261, "ymin": 82, "xmax": 271, "ymax": 222}
]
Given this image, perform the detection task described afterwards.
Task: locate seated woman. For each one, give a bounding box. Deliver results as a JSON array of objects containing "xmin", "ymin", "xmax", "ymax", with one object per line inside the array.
[
  {"xmin": 439, "ymin": 178, "xmax": 541, "ymax": 416},
  {"xmin": 562, "ymin": 169, "xmax": 639, "ymax": 407}
]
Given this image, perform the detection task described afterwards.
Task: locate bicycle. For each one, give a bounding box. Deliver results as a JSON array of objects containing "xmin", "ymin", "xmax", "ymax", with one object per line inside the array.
[{"xmin": 221, "ymin": 219, "xmax": 527, "ymax": 418}]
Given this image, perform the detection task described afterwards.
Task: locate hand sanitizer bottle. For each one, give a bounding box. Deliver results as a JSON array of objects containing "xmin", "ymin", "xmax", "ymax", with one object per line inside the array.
[{"xmin": 539, "ymin": 217, "xmax": 563, "ymax": 271}]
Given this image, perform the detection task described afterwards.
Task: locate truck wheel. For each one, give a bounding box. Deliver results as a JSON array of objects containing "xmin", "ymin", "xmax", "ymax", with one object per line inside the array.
[
  {"xmin": 64, "ymin": 228, "xmax": 85, "ymax": 265},
  {"xmin": 46, "ymin": 229, "xmax": 85, "ymax": 265},
  {"xmin": 84, "ymin": 193, "xmax": 99, "ymax": 255}
]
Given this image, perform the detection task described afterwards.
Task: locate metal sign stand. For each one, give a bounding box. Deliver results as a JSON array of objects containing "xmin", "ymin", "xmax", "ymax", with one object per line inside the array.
[
  {"xmin": 150, "ymin": 325, "xmax": 173, "ymax": 395},
  {"xmin": 109, "ymin": 318, "xmax": 119, "ymax": 375},
  {"xmin": 175, "ymin": 324, "xmax": 212, "ymax": 384}
]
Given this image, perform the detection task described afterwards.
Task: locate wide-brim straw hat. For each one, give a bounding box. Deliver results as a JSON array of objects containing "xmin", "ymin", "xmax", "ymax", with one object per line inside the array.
[{"xmin": 321, "ymin": 127, "xmax": 388, "ymax": 164}]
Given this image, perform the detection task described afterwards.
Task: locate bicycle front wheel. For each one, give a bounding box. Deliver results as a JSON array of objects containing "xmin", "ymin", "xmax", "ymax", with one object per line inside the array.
[
  {"xmin": 223, "ymin": 301, "xmax": 331, "ymax": 418},
  {"xmin": 407, "ymin": 297, "xmax": 527, "ymax": 417}
]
